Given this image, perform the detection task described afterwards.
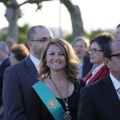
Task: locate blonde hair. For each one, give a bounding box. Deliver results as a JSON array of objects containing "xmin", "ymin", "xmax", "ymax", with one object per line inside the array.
[{"xmin": 72, "ymin": 36, "xmax": 90, "ymax": 49}]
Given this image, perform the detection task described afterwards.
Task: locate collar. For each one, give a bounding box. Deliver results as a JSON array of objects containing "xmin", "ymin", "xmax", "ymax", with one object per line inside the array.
[
  {"xmin": 110, "ymin": 73, "xmax": 120, "ymax": 90},
  {"xmin": 92, "ymin": 63, "xmax": 104, "ymax": 75},
  {"xmin": 30, "ymin": 54, "xmax": 40, "ymax": 68}
]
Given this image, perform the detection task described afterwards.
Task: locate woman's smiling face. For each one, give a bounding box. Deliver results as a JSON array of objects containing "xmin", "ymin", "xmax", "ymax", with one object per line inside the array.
[{"xmin": 46, "ymin": 43, "xmax": 66, "ymax": 71}]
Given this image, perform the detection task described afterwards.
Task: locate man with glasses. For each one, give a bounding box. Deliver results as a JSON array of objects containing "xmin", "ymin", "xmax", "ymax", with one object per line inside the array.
[
  {"xmin": 3, "ymin": 25, "xmax": 53, "ymax": 120},
  {"xmin": 84, "ymin": 32, "xmax": 115, "ymax": 85},
  {"xmin": 77, "ymin": 40, "xmax": 120, "ymax": 120}
]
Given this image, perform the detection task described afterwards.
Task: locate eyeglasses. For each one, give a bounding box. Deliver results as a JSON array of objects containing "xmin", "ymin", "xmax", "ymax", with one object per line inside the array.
[
  {"xmin": 88, "ymin": 48, "xmax": 103, "ymax": 54},
  {"xmin": 30, "ymin": 37, "xmax": 52, "ymax": 43},
  {"xmin": 109, "ymin": 53, "xmax": 120, "ymax": 59}
]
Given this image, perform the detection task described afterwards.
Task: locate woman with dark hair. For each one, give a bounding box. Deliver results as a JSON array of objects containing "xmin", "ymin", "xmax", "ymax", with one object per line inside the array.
[
  {"xmin": 28, "ymin": 38, "xmax": 85, "ymax": 120},
  {"xmin": 85, "ymin": 32, "xmax": 115, "ymax": 85}
]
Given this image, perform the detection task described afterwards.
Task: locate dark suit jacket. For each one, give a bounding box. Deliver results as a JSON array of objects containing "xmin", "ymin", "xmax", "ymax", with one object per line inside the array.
[
  {"xmin": 0, "ymin": 58, "xmax": 10, "ymax": 106},
  {"xmin": 85, "ymin": 65, "xmax": 109, "ymax": 84},
  {"xmin": 3, "ymin": 56, "xmax": 38, "ymax": 120},
  {"xmin": 77, "ymin": 75, "xmax": 120, "ymax": 120},
  {"xmin": 82, "ymin": 56, "xmax": 93, "ymax": 79}
]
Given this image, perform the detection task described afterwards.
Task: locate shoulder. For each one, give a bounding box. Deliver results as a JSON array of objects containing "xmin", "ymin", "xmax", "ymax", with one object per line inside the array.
[
  {"xmin": 81, "ymin": 78, "xmax": 105, "ymax": 94},
  {"xmin": 6, "ymin": 60, "xmax": 24, "ymax": 70},
  {"xmin": 0, "ymin": 58, "xmax": 10, "ymax": 68},
  {"xmin": 74, "ymin": 80, "xmax": 85, "ymax": 91},
  {"xmin": 4, "ymin": 59, "xmax": 27, "ymax": 76},
  {"xmin": 81, "ymin": 75, "xmax": 110, "ymax": 96}
]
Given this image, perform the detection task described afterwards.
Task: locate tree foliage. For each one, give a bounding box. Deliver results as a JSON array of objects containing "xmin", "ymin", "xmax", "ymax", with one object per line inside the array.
[
  {"xmin": 64, "ymin": 29, "xmax": 105, "ymax": 43},
  {"xmin": 18, "ymin": 23, "xmax": 30, "ymax": 43},
  {"xmin": 0, "ymin": 23, "xmax": 30, "ymax": 43},
  {"xmin": 84, "ymin": 29, "xmax": 104, "ymax": 41},
  {"xmin": 1, "ymin": 0, "xmax": 83, "ymax": 42}
]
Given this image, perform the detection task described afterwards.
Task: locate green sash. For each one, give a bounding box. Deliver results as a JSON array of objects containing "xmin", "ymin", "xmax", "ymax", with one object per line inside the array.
[{"xmin": 32, "ymin": 81, "xmax": 65, "ymax": 120}]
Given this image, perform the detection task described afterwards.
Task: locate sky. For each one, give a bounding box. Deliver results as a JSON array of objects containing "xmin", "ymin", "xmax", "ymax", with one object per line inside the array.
[{"xmin": 0, "ymin": 0, "xmax": 120, "ymax": 34}]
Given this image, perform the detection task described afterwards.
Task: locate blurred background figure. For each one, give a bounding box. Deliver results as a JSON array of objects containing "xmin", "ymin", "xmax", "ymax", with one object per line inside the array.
[
  {"xmin": 10, "ymin": 44, "xmax": 29, "ymax": 65},
  {"xmin": 85, "ymin": 32, "xmax": 115, "ymax": 85},
  {"xmin": 5, "ymin": 37, "xmax": 16, "ymax": 50},
  {"xmin": 115, "ymin": 24, "xmax": 120, "ymax": 40},
  {"xmin": 72, "ymin": 36, "xmax": 93, "ymax": 79},
  {"xmin": 0, "ymin": 41, "xmax": 10, "ymax": 120}
]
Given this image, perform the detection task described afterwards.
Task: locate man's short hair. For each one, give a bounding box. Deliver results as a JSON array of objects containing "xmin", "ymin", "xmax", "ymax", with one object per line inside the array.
[
  {"xmin": 103, "ymin": 40, "xmax": 120, "ymax": 59},
  {"xmin": 116, "ymin": 24, "xmax": 120, "ymax": 28}
]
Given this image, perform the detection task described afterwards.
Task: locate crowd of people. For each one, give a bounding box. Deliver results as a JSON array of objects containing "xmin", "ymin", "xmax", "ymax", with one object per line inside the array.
[{"xmin": 0, "ymin": 24, "xmax": 120, "ymax": 120}]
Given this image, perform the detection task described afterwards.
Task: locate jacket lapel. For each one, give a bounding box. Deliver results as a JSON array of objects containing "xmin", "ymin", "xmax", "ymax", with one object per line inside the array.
[
  {"xmin": 102, "ymin": 75, "xmax": 120, "ymax": 117},
  {"xmin": 24, "ymin": 56, "xmax": 38, "ymax": 81}
]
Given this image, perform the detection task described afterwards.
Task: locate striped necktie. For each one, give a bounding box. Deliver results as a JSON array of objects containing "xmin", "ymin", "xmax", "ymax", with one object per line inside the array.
[{"xmin": 117, "ymin": 88, "xmax": 120, "ymax": 100}]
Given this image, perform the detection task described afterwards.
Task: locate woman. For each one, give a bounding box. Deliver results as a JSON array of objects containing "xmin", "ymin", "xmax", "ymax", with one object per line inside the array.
[
  {"xmin": 28, "ymin": 38, "xmax": 85, "ymax": 120},
  {"xmin": 85, "ymin": 32, "xmax": 115, "ymax": 85},
  {"xmin": 10, "ymin": 44, "xmax": 29, "ymax": 65},
  {"xmin": 72, "ymin": 36, "xmax": 93, "ymax": 79}
]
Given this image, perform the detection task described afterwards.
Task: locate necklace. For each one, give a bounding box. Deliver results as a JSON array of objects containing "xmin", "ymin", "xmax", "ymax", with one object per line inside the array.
[{"xmin": 49, "ymin": 76, "xmax": 72, "ymax": 120}]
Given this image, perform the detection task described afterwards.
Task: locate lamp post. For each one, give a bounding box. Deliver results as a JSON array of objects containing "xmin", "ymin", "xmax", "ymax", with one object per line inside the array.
[{"xmin": 59, "ymin": 0, "xmax": 62, "ymax": 38}]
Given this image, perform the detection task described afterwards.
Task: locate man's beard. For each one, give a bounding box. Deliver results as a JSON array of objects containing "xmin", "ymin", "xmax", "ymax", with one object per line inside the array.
[{"xmin": 34, "ymin": 48, "xmax": 43, "ymax": 59}]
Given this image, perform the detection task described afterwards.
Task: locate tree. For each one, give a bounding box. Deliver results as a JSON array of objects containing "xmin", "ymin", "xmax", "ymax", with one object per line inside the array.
[
  {"xmin": 1, "ymin": 0, "xmax": 83, "ymax": 42},
  {"xmin": 60, "ymin": 0, "xmax": 83, "ymax": 39}
]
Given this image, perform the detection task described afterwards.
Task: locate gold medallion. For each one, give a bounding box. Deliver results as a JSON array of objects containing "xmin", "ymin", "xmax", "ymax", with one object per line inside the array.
[{"xmin": 48, "ymin": 99, "xmax": 57, "ymax": 108}]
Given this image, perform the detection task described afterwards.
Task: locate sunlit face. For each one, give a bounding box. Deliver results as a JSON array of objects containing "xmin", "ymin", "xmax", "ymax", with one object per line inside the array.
[
  {"xmin": 10, "ymin": 52, "xmax": 19, "ymax": 65},
  {"xmin": 89, "ymin": 42, "xmax": 104, "ymax": 66},
  {"xmin": 105, "ymin": 42, "xmax": 120, "ymax": 80},
  {"xmin": 73, "ymin": 40, "xmax": 87, "ymax": 60},
  {"xmin": 115, "ymin": 26, "xmax": 120, "ymax": 40},
  {"xmin": 46, "ymin": 44, "xmax": 66, "ymax": 72}
]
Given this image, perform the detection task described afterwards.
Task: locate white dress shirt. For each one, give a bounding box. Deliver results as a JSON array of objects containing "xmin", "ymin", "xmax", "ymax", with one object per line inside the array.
[
  {"xmin": 78, "ymin": 60, "xmax": 83, "ymax": 79},
  {"xmin": 110, "ymin": 73, "xmax": 120, "ymax": 100},
  {"xmin": 30, "ymin": 54, "xmax": 40, "ymax": 71}
]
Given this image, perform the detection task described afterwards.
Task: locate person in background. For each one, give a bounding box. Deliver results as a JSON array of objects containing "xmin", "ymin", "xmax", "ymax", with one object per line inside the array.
[
  {"xmin": 0, "ymin": 41, "xmax": 10, "ymax": 120},
  {"xmin": 3, "ymin": 25, "xmax": 53, "ymax": 120},
  {"xmin": 5, "ymin": 37, "xmax": 16, "ymax": 50},
  {"xmin": 10, "ymin": 44, "xmax": 29, "ymax": 65},
  {"xmin": 115, "ymin": 24, "xmax": 120, "ymax": 40},
  {"xmin": 28, "ymin": 38, "xmax": 85, "ymax": 120},
  {"xmin": 77, "ymin": 40, "xmax": 120, "ymax": 120},
  {"xmin": 84, "ymin": 32, "xmax": 115, "ymax": 85},
  {"xmin": 72, "ymin": 36, "xmax": 93, "ymax": 79}
]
